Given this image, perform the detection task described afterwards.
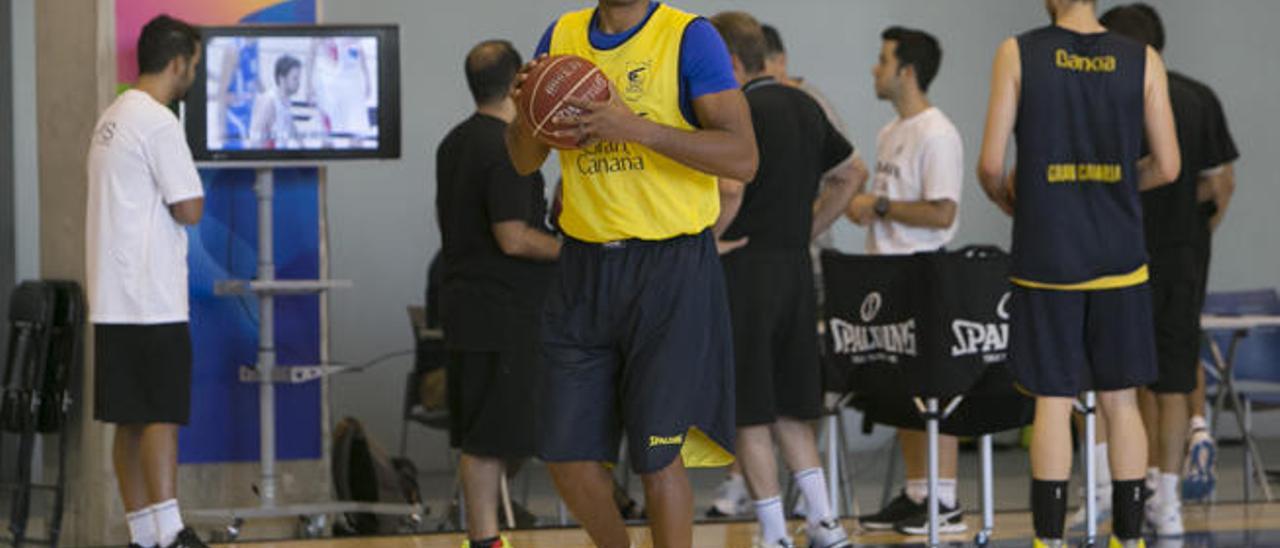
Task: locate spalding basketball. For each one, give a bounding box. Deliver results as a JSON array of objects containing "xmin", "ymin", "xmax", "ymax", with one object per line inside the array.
[{"xmin": 518, "ymin": 55, "xmax": 612, "ymax": 150}]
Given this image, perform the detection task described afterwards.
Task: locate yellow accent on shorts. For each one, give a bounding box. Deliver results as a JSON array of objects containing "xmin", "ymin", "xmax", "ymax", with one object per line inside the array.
[
  {"xmin": 680, "ymin": 426, "xmax": 734, "ymax": 468},
  {"xmin": 1011, "ymin": 264, "xmax": 1148, "ymax": 291}
]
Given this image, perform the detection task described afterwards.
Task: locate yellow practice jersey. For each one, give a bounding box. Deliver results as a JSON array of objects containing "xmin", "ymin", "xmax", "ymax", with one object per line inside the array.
[{"xmin": 549, "ymin": 4, "xmax": 720, "ymax": 243}]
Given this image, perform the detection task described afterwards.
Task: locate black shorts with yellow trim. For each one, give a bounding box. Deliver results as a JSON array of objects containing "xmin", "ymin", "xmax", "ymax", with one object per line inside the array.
[
  {"xmin": 537, "ymin": 230, "xmax": 736, "ymax": 474},
  {"xmin": 1008, "ymin": 281, "xmax": 1158, "ymax": 398}
]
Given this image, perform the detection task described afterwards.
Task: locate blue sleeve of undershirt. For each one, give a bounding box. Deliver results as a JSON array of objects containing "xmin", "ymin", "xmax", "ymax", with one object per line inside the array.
[
  {"xmin": 534, "ymin": 21, "xmax": 554, "ymax": 57},
  {"xmin": 680, "ymin": 18, "xmax": 738, "ymax": 100}
]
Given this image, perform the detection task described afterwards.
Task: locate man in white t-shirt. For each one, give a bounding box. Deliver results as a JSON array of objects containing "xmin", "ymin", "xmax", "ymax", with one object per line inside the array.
[
  {"xmin": 86, "ymin": 15, "xmax": 209, "ymax": 548},
  {"xmin": 848, "ymin": 26, "xmax": 966, "ymax": 537}
]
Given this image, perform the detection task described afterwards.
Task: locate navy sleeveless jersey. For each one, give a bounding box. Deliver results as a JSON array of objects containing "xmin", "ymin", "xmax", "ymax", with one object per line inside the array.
[{"xmin": 1012, "ymin": 26, "xmax": 1148, "ymax": 287}]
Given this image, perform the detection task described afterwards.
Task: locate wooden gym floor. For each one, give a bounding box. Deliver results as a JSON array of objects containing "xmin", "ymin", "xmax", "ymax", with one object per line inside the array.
[{"xmin": 221, "ymin": 501, "xmax": 1280, "ymax": 547}]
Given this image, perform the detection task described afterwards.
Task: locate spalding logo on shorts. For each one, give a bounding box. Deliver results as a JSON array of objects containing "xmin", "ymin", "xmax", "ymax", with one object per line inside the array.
[{"xmin": 860, "ymin": 292, "xmax": 882, "ymax": 323}]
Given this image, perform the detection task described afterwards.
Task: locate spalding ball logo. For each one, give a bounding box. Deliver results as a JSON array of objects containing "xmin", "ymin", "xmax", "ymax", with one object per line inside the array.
[
  {"xmin": 996, "ymin": 291, "xmax": 1011, "ymax": 321},
  {"xmin": 860, "ymin": 292, "xmax": 883, "ymax": 323}
]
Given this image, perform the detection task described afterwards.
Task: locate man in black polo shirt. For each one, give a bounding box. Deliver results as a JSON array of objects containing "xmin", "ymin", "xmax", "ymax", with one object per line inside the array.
[
  {"xmin": 1100, "ymin": 5, "xmax": 1240, "ymax": 536},
  {"xmin": 710, "ymin": 12, "xmax": 860, "ymax": 548},
  {"xmin": 435, "ymin": 40, "xmax": 560, "ymax": 548},
  {"xmin": 1123, "ymin": 3, "xmax": 1240, "ymax": 508}
]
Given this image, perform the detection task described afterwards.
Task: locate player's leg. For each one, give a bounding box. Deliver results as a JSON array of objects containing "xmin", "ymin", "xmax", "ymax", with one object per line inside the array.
[{"xmin": 1090, "ymin": 285, "xmax": 1160, "ymax": 542}]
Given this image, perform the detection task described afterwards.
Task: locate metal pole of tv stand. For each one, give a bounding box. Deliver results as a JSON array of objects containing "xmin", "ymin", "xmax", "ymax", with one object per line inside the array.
[{"xmin": 188, "ymin": 167, "xmax": 422, "ymax": 539}]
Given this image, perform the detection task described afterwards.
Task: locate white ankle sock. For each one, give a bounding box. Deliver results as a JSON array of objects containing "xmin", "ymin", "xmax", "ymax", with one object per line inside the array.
[
  {"xmin": 905, "ymin": 479, "xmax": 928, "ymax": 504},
  {"xmin": 1159, "ymin": 473, "xmax": 1181, "ymax": 507},
  {"xmin": 794, "ymin": 468, "xmax": 833, "ymax": 525},
  {"xmin": 126, "ymin": 507, "xmax": 157, "ymax": 547},
  {"xmin": 904, "ymin": 478, "xmax": 956, "ymax": 507},
  {"xmin": 1189, "ymin": 415, "xmax": 1208, "ymax": 432},
  {"xmin": 151, "ymin": 499, "xmax": 184, "ymax": 546},
  {"xmin": 1145, "ymin": 467, "xmax": 1160, "ymax": 492},
  {"xmin": 936, "ymin": 478, "xmax": 958, "ymax": 508},
  {"xmin": 754, "ymin": 496, "xmax": 790, "ymax": 544}
]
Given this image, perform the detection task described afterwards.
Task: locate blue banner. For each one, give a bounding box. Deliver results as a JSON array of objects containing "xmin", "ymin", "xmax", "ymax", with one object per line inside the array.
[{"xmin": 181, "ymin": 0, "xmax": 321, "ymax": 464}]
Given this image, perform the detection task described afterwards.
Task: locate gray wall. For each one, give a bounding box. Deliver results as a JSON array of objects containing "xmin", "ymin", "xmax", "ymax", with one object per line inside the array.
[
  {"xmin": 12, "ymin": 0, "xmax": 38, "ymax": 284},
  {"xmin": 320, "ymin": 0, "xmax": 1280, "ymax": 469},
  {"xmin": 2, "ymin": 0, "xmax": 14, "ymax": 344}
]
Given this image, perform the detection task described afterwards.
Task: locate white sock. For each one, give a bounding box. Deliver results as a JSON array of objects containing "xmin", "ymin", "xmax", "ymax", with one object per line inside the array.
[
  {"xmin": 905, "ymin": 479, "xmax": 928, "ymax": 504},
  {"xmin": 1159, "ymin": 473, "xmax": 1181, "ymax": 507},
  {"xmin": 754, "ymin": 496, "xmax": 790, "ymax": 544},
  {"xmin": 936, "ymin": 478, "xmax": 958, "ymax": 508},
  {"xmin": 152, "ymin": 499, "xmax": 184, "ymax": 546},
  {"xmin": 1189, "ymin": 415, "xmax": 1208, "ymax": 432},
  {"xmin": 126, "ymin": 507, "xmax": 158, "ymax": 547},
  {"xmin": 794, "ymin": 468, "xmax": 833, "ymax": 525},
  {"xmin": 1145, "ymin": 467, "xmax": 1160, "ymax": 492},
  {"xmin": 1096, "ymin": 443, "xmax": 1112, "ymax": 486}
]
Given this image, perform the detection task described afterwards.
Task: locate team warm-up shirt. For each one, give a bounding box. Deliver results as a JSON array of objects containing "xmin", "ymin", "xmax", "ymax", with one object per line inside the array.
[
  {"xmin": 723, "ymin": 77, "xmax": 853, "ymax": 251},
  {"xmin": 866, "ymin": 107, "xmax": 964, "ymax": 255},
  {"xmin": 436, "ymin": 113, "xmax": 554, "ymax": 351},
  {"xmin": 86, "ymin": 89, "xmax": 204, "ymax": 324},
  {"xmin": 1012, "ymin": 26, "xmax": 1148, "ymax": 290},
  {"xmin": 536, "ymin": 2, "xmax": 738, "ymax": 242}
]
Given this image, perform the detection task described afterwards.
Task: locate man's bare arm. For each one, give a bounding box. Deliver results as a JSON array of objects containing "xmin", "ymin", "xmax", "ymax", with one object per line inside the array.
[
  {"xmin": 712, "ymin": 179, "xmax": 749, "ymax": 255},
  {"xmin": 884, "ymin": 199, "xmax": 957, "ymax": 229},
  {"xmin": 170, "ymin": 198, "xmax": 204, "ymax": 226},
  {"xmin": 505, "ymin": 56, "xmax": 553, "ymax": 175},
  {"xmin": 492, "ymin": 220, "xmax": 561, "ymax": 261},
  {"xmin": 1202, "ymin": 163, "xmax": 1236, "ymax": 231},
  {"xmin": 1138, "ymin": 46, "xmax": 1181, "ymax": 190},
  {"xmin": 563, "ymin": 88, "xmax": 758, "ymax": 182},
  {"xmin": 977, "ymin": 37, "xmax": 1020, "ymax": 217},
  {"xmin": 811, "ymin": 156, "xmax": 865, "ymax": 238}
]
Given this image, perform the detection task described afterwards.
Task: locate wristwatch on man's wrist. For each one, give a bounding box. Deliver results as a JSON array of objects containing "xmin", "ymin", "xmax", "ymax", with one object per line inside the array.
[{"xmin": 874, "ymin": 196, "xmax": 891, "ymax": 218}]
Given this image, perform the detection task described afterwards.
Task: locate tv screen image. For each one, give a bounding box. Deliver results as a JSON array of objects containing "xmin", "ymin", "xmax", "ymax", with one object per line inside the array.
[{"xmin": 186, "ymin": 25, "xmax": 400, "ymax": 161}]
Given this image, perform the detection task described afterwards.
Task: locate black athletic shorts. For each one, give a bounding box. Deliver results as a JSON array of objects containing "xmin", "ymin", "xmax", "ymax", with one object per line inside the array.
[
  {"xmin": 722, "ymin": 249, "xmax": 822, "ymax": 426},
  {"xmin": 1148, "ymin": 251, "xmax": 1202, "ymax": 394},
  {"xmin": 94, "ymin": 323, "xmax": 192, "ymax": 424},
  {"xmin": 1009, "ymin": 284, "xmax": 1158, "ymax": 397},
  {"xmin": 538, "ymin": 230, "xmax": 736, "ymax": 474},
  {"xmin": 447, "ymin": 333, "xmax": 541, "ymax": 458}
]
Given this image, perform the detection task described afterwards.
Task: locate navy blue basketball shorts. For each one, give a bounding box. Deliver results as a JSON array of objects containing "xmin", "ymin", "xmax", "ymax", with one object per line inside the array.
[
  {"xmin": 1009, "ymin": 283, "xmax": 1158, "ymax": 397},
  {"xmin": 538, "ymin": 230, "xmax": 736, "ymax": 475}
]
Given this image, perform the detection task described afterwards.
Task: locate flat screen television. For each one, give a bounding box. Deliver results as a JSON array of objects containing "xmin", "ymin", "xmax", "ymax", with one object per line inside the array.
[{"xmin": 184, "ymin": 25, "xmax": 400, "ymax": 161}]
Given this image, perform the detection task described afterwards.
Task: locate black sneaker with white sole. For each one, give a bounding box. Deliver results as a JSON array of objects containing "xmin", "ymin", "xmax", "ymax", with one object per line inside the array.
[
  {"xmin": 892, "ymin": 503, "xmax": 967, "ymax": 536},
  {"xmin": 163, "ymin": 528, "xmax": 209, "ymax": 548},
  {"xmin": 859, "ymin": 491, "xmax": 925, "ymax": 531}
]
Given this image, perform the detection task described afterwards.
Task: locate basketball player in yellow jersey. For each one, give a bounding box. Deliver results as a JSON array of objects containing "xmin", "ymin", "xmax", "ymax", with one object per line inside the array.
[{"xmin": 506, "ymin": 2, "xmax": 757, "ymax": 547}]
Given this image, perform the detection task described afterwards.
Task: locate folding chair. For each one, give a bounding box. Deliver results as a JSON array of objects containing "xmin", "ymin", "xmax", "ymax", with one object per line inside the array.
[{"xmin": 1200, "ymin": 289, "xmax": 1280, "ymax": 502}]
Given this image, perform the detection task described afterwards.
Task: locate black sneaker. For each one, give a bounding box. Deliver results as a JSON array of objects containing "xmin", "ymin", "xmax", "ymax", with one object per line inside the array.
[
  {"xmin": 892, "ymin": 502, "xmax": 967, "ymax": 536},
  {"xmin": 163, "ymin": 528, "xmax": 209, "ymax": 548},
  {"xmin": 129, "ymin": 544, "xmax": 156, "ymax": 548},
  {"xmin": 858, "ymin": 491, "xmax": 925, "ymax": 531}
]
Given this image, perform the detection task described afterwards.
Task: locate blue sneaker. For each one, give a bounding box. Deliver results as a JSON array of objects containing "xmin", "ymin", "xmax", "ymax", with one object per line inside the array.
[{"xmin": 1182, "ymin": 427, "xmax": 1217, "ymax": 501}]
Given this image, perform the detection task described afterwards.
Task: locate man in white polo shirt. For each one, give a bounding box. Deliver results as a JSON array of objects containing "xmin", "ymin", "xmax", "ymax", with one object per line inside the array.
[
  {"xmin": 848, "ymin": 26, "xmax": 966, "ymax": 537},
  {"xmin": 86, "ymin": 15, "xmax": 209, "ymax": 548}
]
